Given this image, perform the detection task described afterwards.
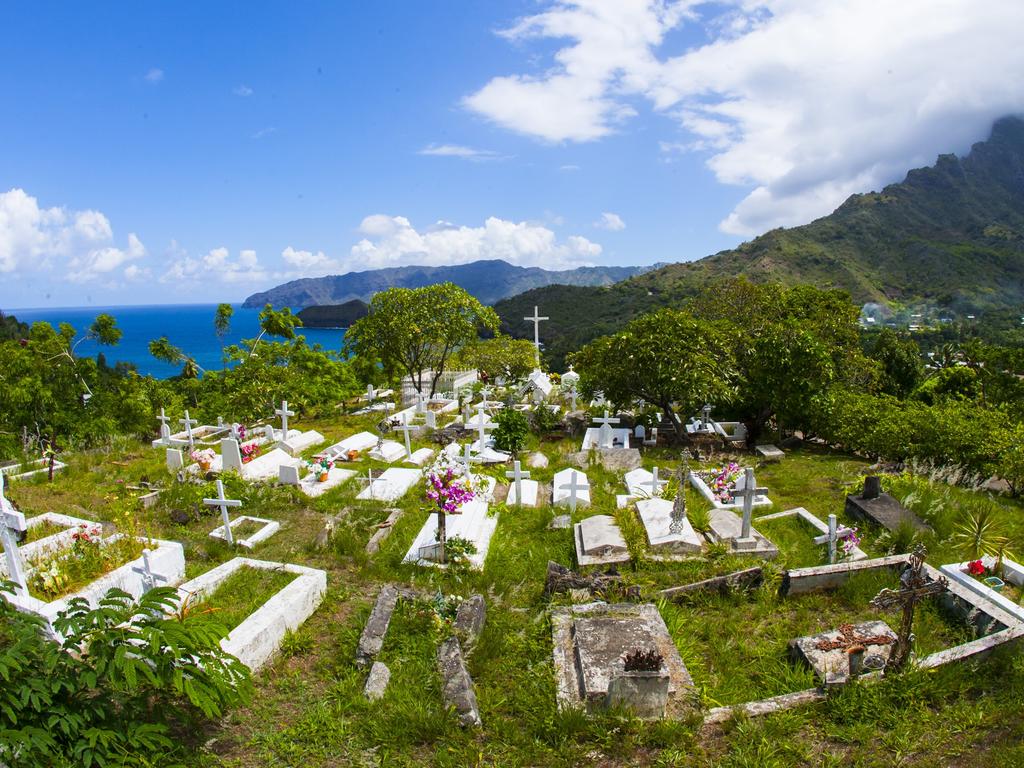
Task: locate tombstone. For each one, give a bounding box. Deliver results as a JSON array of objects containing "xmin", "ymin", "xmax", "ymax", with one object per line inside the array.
[
  {"xmin": 179, "ymin": 410, "xmax": 198, "ymax": 451},
  {"xmin": 365, "ymin": 383, "xmax": 378, "ymax": 402},
  {"xmin": 474, "ymin": 402, "xmax": 493, "ymax": 446},
  {"xmin": 278, "ymin": 463, "xmax": 301, "ymax": 486},
  {"xmin": 567, "ymin": 386, "xmax": 578, "ymax": 411},
  {"xmin": 863, "ymin": 476, "xmax": 882, "ymax": 500},
  {"xmin": 462, "ymin": 403, "xmax": 471, "ymax": 425},
  {"xmin": 557, "ymin": 470, "xmax": 589, "ymax": 513},
  {"xmin": 0, "ymin": 475, "xmax": 29, "ymax": 597},
  {"xmin": 524, "ymin": 306, "xmax": 549, "ymax": 366},
  {"xmin": 634, "ymin": 424, "xmax": 646, "ymax": 442},
  {"xmin": 263, "ymin": 424, "xmax": 276, "ymax": 441},
  {"xmin": 220, "ymin": 438, "xmax": 243, "ymax": 473},
  {"xmin": 275, "ymin": 400, "xmax": 296, "ymax": 435},
  {"xmin": 424, "ymin": 409, "xmax": 437, "ymax": 429},
  {"xmin": 203, "ymin": 479, "xmax": 243, "ymax": 546},
  {"xmin": 395, "ymin": 415, "xmax": 415, "ymax": 460},
  {"xmin": 157, "ymin": 408, "xmax": 171, "ymax": 442},
  {"xmin": 505, "ymin": 460, "xmax": 532, "ymax": 507},
  {"xmin": 812, "ymin": 514, "xmax": 856, "ymax": 564},
  {"xmin": 573, "ymin": 515, "xmax": 630, "ymax": 567},
  {"xmin": 789, "ymin": 620, "xmax": 897, "ymax": 687},
  {"xmin": 594, "ymin": 411, "xmax": 620, "ymax": 450},
  {"xmin": 644, "ymin": 427, "xmax": 658, "ymax": 447},
  {"xmin": 732, "ymin": 468, "xmax": 767, "ymax": 548},
  {"xmin": 130, "ymin": 547, "xmax": 170, "ymax": 593},
  {"xmin": 166, "ymin": 448, "xmax": 184, "ymax": 471}
]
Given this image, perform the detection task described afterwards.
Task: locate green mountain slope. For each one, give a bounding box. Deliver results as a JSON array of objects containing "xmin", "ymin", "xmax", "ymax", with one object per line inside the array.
[{"xmin": 496, "ymin": 116, "xmax": 1024, "ymax": 365}]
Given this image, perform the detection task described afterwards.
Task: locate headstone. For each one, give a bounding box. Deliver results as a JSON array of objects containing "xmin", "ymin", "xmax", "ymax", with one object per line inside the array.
[
  {"xmin": 505, "ymin": 460, "xmax": 531, "ymax": 507},
  {"xmin": 812, "ymin": 513, "xmax": 856, "ymax": 564},
  {"xmin": 203, "ymin": 479, "xmax": 243, "ymax": 546},
  {"xmin": 594, "ymin": 411, "xmax": 620, "ymax": 450},
  {"xmin": 863, "ymin": 476, "xmax": 882, "ymax": 500},
  {"xmin": 275, "ymin": 400, "xmax": 296, "ymax": 435},
  {"xmin": 558, "ymin": 470, "xmax": 589, "ymax": 513},
  {"xmin": 644, "ymin": 427, "xmax": 657, "ymax": 447},
  {"xmin": 364, "ymin": 661, "xmax": 391, "ymax": 701},
  {"xmin": 527, "ymin": 451, "xmax": 549, "ymax": 469},
  {"xmin": 221, "ymin": 437, "xmax": 243, "ymax": 473},
  {"xmin": 263, "ymin": 424, "xmax": 276, "ymax": 442},
  {"xmin": 357, "ymin": 584, "xmax": 399, "ymax": 666},
  {"xmin": 424, "ymin": 409, "xmax": 437, "ymax": 429},
  {"xmin": 634, "ymin": 424, "xmax": 646, "ymax": 441},
  {"xmin": 732, "ymin": 468, "xmax": 767, "ymax": 549},
  {"xmin": 166, "ymin": 448, "xmax": 184, "ymax": 471},
  {"xmin": 395, "ymin": 414, "xmax": 414, "ymax": 459},
  {"xmin": 574, "ymin": 515, "xmax": 630, "ymax": 567},
  {"xmin": 157, "ymin": 408, "xmax": 171, "ymax": 442},
  {"xmin": 278, "ymin": 463, "xmax": 300, "ymax": 486}
]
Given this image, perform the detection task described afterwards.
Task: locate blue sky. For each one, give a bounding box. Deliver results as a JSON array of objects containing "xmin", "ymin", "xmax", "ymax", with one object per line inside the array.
[{"xmin": 2, "ymin": 1, "xmax": 1022, "ymax": 308}]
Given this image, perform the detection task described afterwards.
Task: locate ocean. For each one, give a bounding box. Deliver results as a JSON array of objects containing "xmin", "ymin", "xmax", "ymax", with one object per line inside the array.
[{"xmin": 6, "ymin": 304, "xmax": 347, "ymax": 379}]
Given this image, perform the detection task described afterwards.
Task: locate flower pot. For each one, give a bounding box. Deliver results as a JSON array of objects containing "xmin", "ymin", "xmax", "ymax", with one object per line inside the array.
[
  {"xmin": 605, "ymin": 668, "xmax": 670, "ymax": 719},
  {"xmin": 984, "ymin": 576, "xmax": 1006, "ymax": 592},
  {"xmin": 197, "ymin": 460, "xmax": 212, "ymax": 472},
  {"xmin": 347, "ymin": 449, "xmax": 359, "ymax": 461},
  {"xmin": 318, "ymin": 472, "xmax": 330, "ymax": 483}
]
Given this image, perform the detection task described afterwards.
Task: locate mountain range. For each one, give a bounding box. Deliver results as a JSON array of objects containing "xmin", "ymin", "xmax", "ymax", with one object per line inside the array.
[
  {"xmin": 242, "ymin": 260, "xmax": 657, "ymax": 308},
  {"xmin": 494, "ymin": 116, "xmax": 1024, "ymax": 366}
]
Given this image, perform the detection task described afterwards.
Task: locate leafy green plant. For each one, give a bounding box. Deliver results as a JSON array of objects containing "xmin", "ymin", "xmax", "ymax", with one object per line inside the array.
[
  {"xmin": 952, "ymin": 506, "xmax": 1012, "ymax": 561},
  {"xmin": 530, "ymin": 403, "xmax": 562, "ymax": 434},
  {"xmin": 0, "ymin": 583, "xmax": 251, "ymax": 768},
  {"xmin": 492, "ymin": 407, "xmax": 529, "ymax": 455}
]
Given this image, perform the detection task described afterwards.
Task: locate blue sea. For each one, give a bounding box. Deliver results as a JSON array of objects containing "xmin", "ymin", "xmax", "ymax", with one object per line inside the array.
[{"xmin": 6, "ymin": 304, "xmax": 346, "ymax": 379}]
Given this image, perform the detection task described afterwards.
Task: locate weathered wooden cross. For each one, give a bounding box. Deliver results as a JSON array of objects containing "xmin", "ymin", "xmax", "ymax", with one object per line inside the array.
[
  {"xmin": 0, "ymin": 475, "xmax": 28, "ymax": 598},
  {"xmin": 203, "ymin": 479, "xmax": 243, "ymax": 546},
  {"xmin": 870, "ymin": 545, "xmax": 948, "ymax": 671},
  {"xmin": 505, "ymin": 460, "xmax": 530, "ymax": 506}
]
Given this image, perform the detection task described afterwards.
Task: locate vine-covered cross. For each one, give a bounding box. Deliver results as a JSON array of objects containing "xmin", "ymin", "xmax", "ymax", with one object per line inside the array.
[{"xmin": 870, "ymin": 545, "xmax": 947, "ymax": 670}]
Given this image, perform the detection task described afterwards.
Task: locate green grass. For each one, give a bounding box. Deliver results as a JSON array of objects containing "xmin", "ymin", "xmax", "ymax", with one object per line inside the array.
[
  {"xmin": 194, "ymin": 565, "xmax": 296, "ymax": 632},
  {"xmin": 5, "ymin": 413, "xmax": 1024, "ymax": 766}
]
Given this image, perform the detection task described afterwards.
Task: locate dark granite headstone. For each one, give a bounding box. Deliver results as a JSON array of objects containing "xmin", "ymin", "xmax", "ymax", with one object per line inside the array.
[{"xmin": 845, "ymin": 478, "xmax": 929, "ymax": 532}]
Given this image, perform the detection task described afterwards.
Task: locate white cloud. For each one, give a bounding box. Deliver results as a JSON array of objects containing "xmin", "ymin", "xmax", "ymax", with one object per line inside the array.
[
  {"xmin": 160, "ymin": 246, "xmax": 269, "ymax": 285},
  {"xmin": 281, "ymin": 245, "xmax": 342, "ymax": 273},
  {"xmin": 418, "ymin": 143, "xmax": 502, "ymax": 160},
  {"xmin": 466, "ymin": 0, "xmax": 1024, "ymax": 233},
  {"xmin": 594, "ymin": 211, "xmax": 625, "ymax": 231},
  {"xmin": 559, "ymin": 164, "xmax": 581, "ymax": 171},
  {"xmin": 252, "ymin": 126, "xmax": 277, "ymax": 139},
  {"xmin": 68, "ymin": 233, "xmax": 146, "ymax": 283},
  {"xmin": 233, "ymin": 84, "xmax": 254, "ymax": 96},
  {"xmin": 144, "ymin": 68, "xmax": 164, "ymax": 83},
  {"xmin": 348, "ymin": 214, "xmax": 602, "ymax": 270}
]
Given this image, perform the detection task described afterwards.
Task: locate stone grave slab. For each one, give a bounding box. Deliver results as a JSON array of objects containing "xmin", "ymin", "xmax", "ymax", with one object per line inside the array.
[
  {"xmin": 506, "ymin": 478, "xmax": 540, "ymax": 507},
  {"xmin": 755, "ymin": 444, "xmax": 785, "ymax": 462},
  {"xmin": 403, "ymin": 498, "xmax": 498, "ymax": 570},
  {"xmin": 369, "ymin": 440, "xmax": 407, "ymax": 463},
  {"xmin": 293, "ymin": 466, "xmax": 356, "ymax": 498},
  {"xmin": 634, "ymin": 498, "xmax": 704, "ymax": 557},
  {"xmin": 551, "ymin": 602, "xmax": 692, "ymax": 713},
  {"xmin": 706, "ymin": 508, "xmax": 778, "ymax": 558},
  {"xmin": 581, "ymin": 427, "xmax": 631, "ymax": 451},
  {"xmin": 552, "ymin": 468, "xmax": 591, "ymax": 508},
  {"xmin": 281, "ymin": 430, "xmax": 326, "ymax": 457},
  {"xmin": 689, "ymin": 471, "xmax": 772, "ymax": 510},
  {"xmin": 470, "ymin": 443, "xmax": 511, "ymax": 464},
  {"xmin": 845, "ymin": 477, "xmax": 929, "ymax": 532},
  {"xmin": 789, "ymin": 620, "xmax": 897, "ymax": 686},
  {"xmin": 623, "ymin": 468, "xmax": 665, "ymax": 499},
  {"xmin": 356, "ymin": 467, "xmax": 421, "ymax": 502},
  {"xmin": 574, "ymin": 515, "xmax": 630, "ymax": 568},
  {"xmin": 322, "ymin": 431, "xmax": 379, "ymax": 461},
  {"xmin": 166, "ymin": 448, "xmax": 183, "ymax": 471},
  {"xmin": 404, "ymin": 447, "xmax": 435, "ymax": 467},
  {"xmin": 209, "ymin": 516, "xmax": 280, "ymax": 549}
]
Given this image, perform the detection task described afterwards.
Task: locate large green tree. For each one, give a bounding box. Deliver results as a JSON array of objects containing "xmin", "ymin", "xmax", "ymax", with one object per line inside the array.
[
  {"xmin": 345, "ymin": 283, "xmax": 498, "ymax": 396},
  {"xmin": 569, "ymin": 309, "xmax": 736, "ymax": 441}
]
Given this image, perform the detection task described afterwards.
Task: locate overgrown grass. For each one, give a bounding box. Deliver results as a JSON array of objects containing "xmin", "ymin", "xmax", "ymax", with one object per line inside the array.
[{"xmin": 193, "ymin": 565, "xmax": 296, "ymax": 632}]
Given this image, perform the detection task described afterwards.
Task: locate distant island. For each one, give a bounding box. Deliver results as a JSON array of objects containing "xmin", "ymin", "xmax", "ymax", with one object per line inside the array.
[
  {"xmin": 243, "ymin": 259, "xmax": 659, "ymax": 309},
  {"xmin": 296, "ymin": 300, "xmax": 368, "ymax": 328}
]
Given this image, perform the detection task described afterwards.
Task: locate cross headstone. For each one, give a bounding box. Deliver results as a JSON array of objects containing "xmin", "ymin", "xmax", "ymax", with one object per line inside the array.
[
  {"xmin": 179, "ymin": 410, "xmax": 198, "ymax": 451},
  {"xmin": 505, "ymin": 460, "xmax": 531, "ymax": 507},
  {"xmin": 366, "ymin": 384, "xmax": 378, "ymax": 402},
  {"xmin": 395, "ymin": 414, "xmax": 415, "ymax": 459},
  {"xmin": 157, "ymin": 408, "xmax": 171, "ymax": 441},
  {"xmin": 275, "ymin": 400, "xmax": 295, "ymax": 435},
  {"xmin": 732, "ymin": 468, "xmax": 767, "ymax": 542},
  {"xmin": 474, "ymin": 401, "xmax": 492, "ymax": 446},
  {"xmin": 813, "ymin": 514, "xmax": 856, "ymax": 564},
  {"xmin": 566, "ymin": 386, "xmax": 578, "ymax": 411},
  {"xmin": 360, "ymin": 468, "xmax": 380, "ymax": 500},
  {"xmin": 523, "ymin": 305, "xmax": 549, "ymax": 366},
  {"xmin": 203, "ymin": 479, "xmax": 242, "ymax": 546},
  {"xmin": 700, "ymin": 403, "xmax": 713, "ymax": 430},
  {"xmin": 461, "ymin": 443, "xmax": 475, "ymax": 480},
  {"xmin": 640, "ymin": 466, "xmax": 664, "ymax": 498},
  {"xmin": 479, "ymin": 385, "xmax": 493, "ymax": 405},
  {"xmin": 131, "ymin": 547, "xmax": 170, "ymax": 592},
  {"xmin": 669, "ymin": 466, "xmax": 688, "ymax": 535},
  {"xmin": 870, "ymin": 545, "xmax": 947, "ymax": 671},
  {"xmin": 594, "ymin": 410, "xmax": 620, "ymax": 450},
  {"xmin": 0, "ymin": 475, "xmax": 28, "ymax": 598},
  {"xmin": 559, "ymin": 470, "xmax": 587, "ymax": 514}
]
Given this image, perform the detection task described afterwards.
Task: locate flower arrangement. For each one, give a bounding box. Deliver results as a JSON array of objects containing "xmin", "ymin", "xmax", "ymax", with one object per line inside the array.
[
  {"xmin": 841, "ymin": 527, "xmax": 862, "ymax": 558},
  {"xmin": 27, "ymin": 526, "xmax": 143, "ymax": 601},
  {"xmin": 423, "ymin": 451, "xmax": 480, "ymax": 564},
  {"xmin": 697, "ymin": 462, "xmax": 742, "ymax": 503},
  {"xmin": 235, "ymin": 423, "xmax": 247, "ymax": 441},
  {"xmin": 240, "ymin": 442, "xmax": 261, "ymax": 464},
  {"xmin": 967, "ymin": 559, "xmax": 987, "ymax": 577},
  {"xmin": 308, "ymin": 457, "xmax": 333, "ymax": 481},
  {"xmin": 190, "ymin": 448, "xmax": 216, "ymax": 470}
]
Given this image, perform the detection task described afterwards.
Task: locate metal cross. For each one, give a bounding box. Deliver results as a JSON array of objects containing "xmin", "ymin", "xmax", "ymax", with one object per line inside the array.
[
  {"xmin": 179, "ymin": 410, "xmax": 199, "ymax": 451},
  {"xmin": 275, "ymin": 400, "xmax": 295, "ymax": 435},
  {"xmin": 505, "ymin": 460, "xmax": 531, "ymax": 506},
  {"xmin": 669, "ymin": 465, "xmax": 688, "ymax": 535},
  {"xmin": 523, "ymin": 305, "xmax": 548, "ymax": 366},
  {"xmin": 0, "ymin": 475, "xmax": 28, "ymax": 598},
  {"xmin": 131, "ymin": 547, "xmax": 170, "ymax": 592},
  {"xmin": 559, "ymin": 470, "xmax": 587, "ymax": 514},
  {"xmin": 395, "ymin": 414, "xmax": 415, "ymax": 459},
  {"xmin": 870, "ymin": 545, "xmax": 947, "ymax": 671},
  {"xmin": 203, "ymin": 479, "xmax": 242, "ymax": 546}
]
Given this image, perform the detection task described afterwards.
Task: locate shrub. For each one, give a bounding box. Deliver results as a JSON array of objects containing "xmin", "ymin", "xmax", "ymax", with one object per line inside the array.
[{"xmin": 492, "ymin": 407, "xmax": 530, "ymax": 455}]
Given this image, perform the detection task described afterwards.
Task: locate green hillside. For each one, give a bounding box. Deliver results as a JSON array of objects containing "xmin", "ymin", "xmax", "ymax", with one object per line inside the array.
[{"xmin": 496, "ymin": 116, "xmax": 1024, "ymax": 366}]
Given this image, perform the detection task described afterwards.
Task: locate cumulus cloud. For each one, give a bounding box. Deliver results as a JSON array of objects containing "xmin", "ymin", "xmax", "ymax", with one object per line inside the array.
[
  {"xmin": 68, "ymin": 233, "xmax": 146, "ymax": 283},
  {"xmin": 347, "ymin": 214, "xmax": 602, "ymax": 270},
  {"xmin": 159, "ymin": 246, "xmax": 269, "ymax": 285},
  {"xmin": 281, "ymin": 245, "xmax": 342, "ymax": 273},
  {"xmin": 466, "ymin": 0, "xmax": 1024, "ymax": 234},
  {"xmin": 594, "ymin": 212, "xmax": 625, "ymax": 231},
  {"xmin": 144, "ymin": 68, "xmax": 164, "ymax": 83},
  {"xmin": 418, "ymin": 143, "xmax": 502, "ymax": 160}
]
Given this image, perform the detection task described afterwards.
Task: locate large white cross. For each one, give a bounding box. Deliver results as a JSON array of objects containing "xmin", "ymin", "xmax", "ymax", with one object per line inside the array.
[
  {"xmin": 474, "ymin": 401, "xmax": 493, "ymax": 446},
  {"xmin": 395, "ymin": 414, "xmax": 415, "ymax": 459},
  {"xmin": 131, "ymin": 547, "xmax": 170, "ymax": 592},
  {"xmin": 179, "ymin": 410, "xmax": 199, "ymax": 451},
  {"xmin": 640, "ymin": 467, "xmax": 665, "ymax": 498},
  {"xmin": 0, "ymin": 475, "xmax": 28, "ymax": 598},
  {"xmin": 594, "ymin": 410, "xmax": 620, "ymax": 449},
  {"xmin": 203, "ymin": 479, "xmax": 242, "ymax": 546},
  {"xmin": 560, "ymin": 470, "xmax": 587, "ymax": 514},
  {"xmin": 461, "ymin": 443, "xmax": 475, "ymax": 480},
  {"xmin": 733, "ymin": 468, "xmax": 768, "ymax": 540},
  {"xmin": 365, "ymin": 384, "xmax": 378, "ymax": 402},
  {"xmin": 523, "ymin": 305, "xmax": 548, "ymax": 366},
  {"xmin": 157, "ymin": 408, "xmax": 170, "ymax": 440},
  {"xmin": 275, "ymin": 400, "xmax": 295, "ymax": 435},
  {"xmin": 813, "ymin": 514, "xmax": 857, "ymax": 564},
  {"xmin": 505, "ymin": 460, "xmax": 530, "ymax": 506}
]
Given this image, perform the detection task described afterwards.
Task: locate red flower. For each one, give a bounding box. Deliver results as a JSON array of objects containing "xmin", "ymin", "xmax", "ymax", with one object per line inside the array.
[{"xmin": 967, "ymin": 559, "xmax": 986, "ymax": 576}]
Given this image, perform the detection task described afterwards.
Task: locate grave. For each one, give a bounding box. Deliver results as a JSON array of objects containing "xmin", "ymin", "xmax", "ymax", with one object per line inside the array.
[
  {"xmin": 789, "ymin": 621, "xmax": 897, "ymax": 686},
  {"xmin": 634, "ymin": 498, "xmax": 704, "ymax": 557},
  {"xmin": 505, "ymin": 460, "xmax": 539, "ymax": 507},
  {"xmin": 581, "ymin": 411, "xmax": 632, "ymax": 451},
  {"xmin": 173, "ymin": 557, "xmax": 326, "ymax": 671},
  {"xmin": 1, "ymin": 456, "xmax": 69, "ymax": 481},
  {"xmin": 405, "ymin": 447, "xmax": 435, "ymax": 467},
  {"xmin": 403, "ymin": 498, "xmax": 498, "ymax": 570},
  {"xmin": 756, "ymin": 444, "xmax": 785, "ymax": 462},
  {"xmin": 685, "ymin": 404, "xmax": 717, "ymax": 435},
  {"xmin": 551, "ymin": 602, "xmax": 693, "ymax": 715},
  {"xmin": 845, "ymin": 476, "xmax": 929, "ymax": 532},
  {"xmin": 0, "ymin": 510, "xmax": 99, "ymax": 568},
  {"xmin": 369, "ymin": 440, "xmax": 408, "ymax": 464},
  {"xmin": 574, "ymin": 514, "xmax": 630, "ymax": 568},
  {"xmin": 281, "ymin": 429, "xmax": 326, "ymax": 457},
  {"xmin": 688, "ymin": 468, "xmax": 772, "ymax": 510},
  {"xmin": 618, "ymin": 466, "xmax": 667, "ymax": 507},
  {"xmin": 756, "ymin": 507, "xmax": 868, "ymax": 562},
  {"xmin": 356, "ymin": 467, "xmax": 422, "ymax": 502},
  {"xmin": 321, "ymin": 431, "xmax": 379, "ymax": 461},
  {"xmin": 278, "ymin": 464, "xmax": 356, "ymax": 498},
  {"xmin": 552, "ymin": 468, "xmax": 591, "ymax": 509}
]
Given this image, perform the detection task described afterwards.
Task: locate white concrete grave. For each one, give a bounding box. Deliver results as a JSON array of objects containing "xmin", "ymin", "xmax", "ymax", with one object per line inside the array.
[
  {"xmin": 688, "ymin": 470, "xmax": 772, "ymax": 510},
  {"xmin": 173, "ymin": 557, "xmax": 326, "ymax": 671},
  {"xmin": 756, "ymin": 507, "xmax": 868, "ymax": 562},
  {"xmin": 505, "ymin": 460, "xmax": 538, "ymax": 507},
  {"xmin": 405, "ymin": 448, "xmax": 435, "ymax": 467},
  {"xmin": 203, "ymin": 479, "xmax": 280, "ymax": 549},
  {"xmin": 321, "ymin": 431, "xmax": 379, "ymax": 461},
  {"xmin": 369, "ymin": 440, "xmax": 408, "ymax": 463},
  {"xmin": 0, "ymin": 511, "xmax": 99, "ymax": 571},
  {"xmin": 403, "ymin": 498, "xmax": 498, "ymax": 570},
  {"xmin": 0, "ymin": 475, "xmax": 29, "ymax": 597},
  {"xmin": 279, "ymin": 464, "xmax": 356, "ymax": 498},
  {"xmin": 281, "ymin": 430, "xmax": 326, "ymax": 457},
  {"xmin": 553, "ymin": 468, "xmax": 591, "ymax": 510},
  {"xmin": 574, "ymin": 514, "xmax": 630, "ymax": 567},
  {"xmin": 355, "ymin": 467, "xmax": 422, "ymax": 502},
  {"xmin": 634, "ymin": 498, "xmax": 704, "ymax": 557},
  {"xmin": 581, "ymin": 411, "xmax": 631, "ymax": 451}
]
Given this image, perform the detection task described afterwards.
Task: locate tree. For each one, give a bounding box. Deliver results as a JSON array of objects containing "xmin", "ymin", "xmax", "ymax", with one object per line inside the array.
[
  {"xmin": 149, "ymin": 337, "xmax": 203, "ymax": 379},
  {"xmin": 346, "ymin": 283, "xmax": 498, "ymax": 396},
  {"xmin": 569, "ymin": 309, "xmax": 736, "ymax": 442},
  {"xmin": 214, "ymin": 303, "xmax": 234, "ymax": 342},
  {"xmin": 249, "ymin": 304, "xmax": 302, "ymax": 359},
  {"xmin": 870, "ymin": 328, "xmax": 924, "ymax": 397},
  {"xmin": 492, "ymin": 407, "xmax": 529, "ymax": 456},
  {"xmin": 454, "ymin": 334, "xmax": 537, "ymax": 383}
]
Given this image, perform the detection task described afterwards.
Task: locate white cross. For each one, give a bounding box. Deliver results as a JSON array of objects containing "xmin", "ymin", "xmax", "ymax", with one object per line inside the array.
[
  {"xmin": 203, "ymin": 479, "xmax": 242, "ymax": 546},
  {"xmin": 523, "ymin": 305, "xmax": 548, "ymax": 366},
  {"xmin": 0, "ymin": 475, "xmax": 28, "ymax": 598},
  {"xmin": 157, "ymin": 408, "xmax": 170, "ymax": 433},
  {"xmin": 275, "ymin": 400, "xmax": 295, "ymax": 435},
  {"xmin": 733, "ymin": 468, "xmax": 768, "ymax": 540},
  {"xmin": 505, "ymin": 460, "xmax": 530, "ymax": 506},
  {"xmin": 640, "ymin": 467, "xmax": 665, "ymax": 498},
  {"xmin": 366, "ymin": 384, "xmax": 378, "ymax": 402},
  {"xmin": 479, "ymin": 385, "xmax": 493, "ymax": 405},
  {"xmin": 813, "ymin": 514, "xmax": 857, "ymax": 564},
  {"xmin": 594, "ymin": 410, "xmax": 620, "ymax": 449},
  {"xmin": 360, "ymin": 469, "xmax": 381, "ymax": 499},
  {"xmin": 559, "ymin": 470, "xmax": 587, "ymax": 513},
  {"xmin": 131, "ymin": 547, "xmax": 170, "ymax": 592},
  {"xmin": 179, "ymin": 410, "xmax": 198, "ymax": 450},
  {"xmin": 474, "ymin": 401, "xmax": 493, "ymax": 446},
  {"xmin": 395, "ymin": 414, "xmax": 415, "ymax": 459},
  {"xmin": 461, "ymin": 443, "xmax": 475, "ymax": 480}
]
